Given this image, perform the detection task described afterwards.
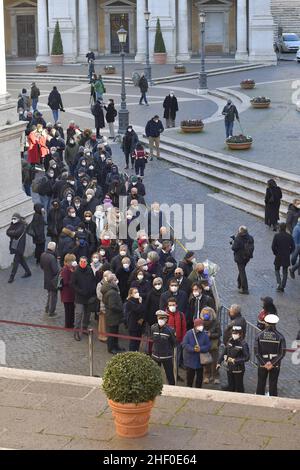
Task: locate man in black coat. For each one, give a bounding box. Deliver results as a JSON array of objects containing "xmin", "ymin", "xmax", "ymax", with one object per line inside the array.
[
  {"xmin": 138, "ymin": 73, "xmax": 149, "ymax": 106},
  {"xmin": 163, "ymin": 91, "xmax": 179, "ymax": 128},
  {"xmin": 92, "ymin": 99, "xmax": 105, "ymax": 139},
  {"xmin": 286, "ymin": 199, "xmax": 300, "ymax": 234},
  {"xmin": 174, "ymin": 267, "xmax": 191, "ymax": 295},
  {"xmin": 48, "ymin": 86, "xmax": 64, "ymax": 123},
  {"xmin": 6, "ymin": 213, "xmax": 31, "ymax": 283},
  {"xmin": 145, "ymin": 115, "xmax": 164, "ymax": 161},
  {"xmin": 70, "ymin": 256, "xmax": 97, "ymax": 341},
  {"xmin": 58, "ymin": 226, "xmax": 76, "ymax": 267},
  {"xmin": 222, "ymin": 99, "xmax": 239, "ymax": 138},
  {"xmin": 272, "ymin": 222, "xmax": 295, "ymax": 292},
  {"xmin": 159, "ymin": 279, "xmax": 188, "ymax": 314},
  {"xmin": 179, "ymin": 251, "xmax": 195, "ymax": 278},
  {"xmin": 40, "ymin": 242, "xmax": 59, "ymax": 316},
  {"xmin": 231, "ymin": 226, "xmax": 254, "ymax": 295},
  {"xmin": 223, "ymin": 304, "xmax": 247, "ymax": 346}
]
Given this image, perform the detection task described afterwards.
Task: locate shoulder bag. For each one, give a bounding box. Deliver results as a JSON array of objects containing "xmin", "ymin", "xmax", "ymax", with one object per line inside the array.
[{"xmin": 192, "ymin": 329, "xmax": 213, "ymax": 365}]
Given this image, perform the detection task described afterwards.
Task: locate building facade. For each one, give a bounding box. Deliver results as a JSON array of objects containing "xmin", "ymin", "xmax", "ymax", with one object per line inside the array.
[{"xmin": 3, "ymin": 0, "xmax": 287, "ymax": 63}]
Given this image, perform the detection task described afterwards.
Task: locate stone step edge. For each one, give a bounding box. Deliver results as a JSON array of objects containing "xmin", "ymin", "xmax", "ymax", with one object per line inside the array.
[
  {"xmin": 208, "ymin": 193, "xmax": 265, "ymax": 219},
  {"xmin": 0, "ymin": 367, "xmax": 299, "ymax": 411}
]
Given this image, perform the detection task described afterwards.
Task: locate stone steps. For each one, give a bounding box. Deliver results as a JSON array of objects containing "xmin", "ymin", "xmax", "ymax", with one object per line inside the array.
[
  {"xmin": 139, "ymin": 135, "xmax": 300, "ymax": 220},
  {"xmin": 271, "ymin": 0, "xmax": 300, "ymax": 37}
]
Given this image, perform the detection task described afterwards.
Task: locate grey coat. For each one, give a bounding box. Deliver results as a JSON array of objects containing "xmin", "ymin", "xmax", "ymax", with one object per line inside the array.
[
  {"xmin": 40, "ymin": 250, "xmax": 59, "ymax": 291},
  {"xmin": 101, "ymin": 282, "xmax": 123, "ymax": 327}
]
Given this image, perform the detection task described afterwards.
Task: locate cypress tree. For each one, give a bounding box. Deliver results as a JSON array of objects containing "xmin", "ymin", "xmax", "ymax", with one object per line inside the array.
[
  {"xmin": 154, "ymin": 18, "xmax": 166, "ymax": 53},
  {"xmin": 51, "ymin": 21, "xmax": 63, "ymax": 55}
]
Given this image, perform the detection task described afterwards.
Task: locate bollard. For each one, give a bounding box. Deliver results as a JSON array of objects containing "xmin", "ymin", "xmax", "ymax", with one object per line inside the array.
[{"xmin": 88, "ymin": 328, "xmax": 94, "ymax": 377}]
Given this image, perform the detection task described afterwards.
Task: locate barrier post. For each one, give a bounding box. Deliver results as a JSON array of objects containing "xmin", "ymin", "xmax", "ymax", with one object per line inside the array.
[{"xmin": 88, "ymin": 329, "xmax": 94, "ymax": 377}]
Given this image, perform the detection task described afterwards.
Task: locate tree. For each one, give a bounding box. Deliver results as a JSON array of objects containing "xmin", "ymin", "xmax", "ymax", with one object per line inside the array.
[
  {"xmin": 154, "ymin": 18, "xmax": 166, "ymax": 54},
  {"xmin": 51, "ymin": 21, "xmax": 63, "ymax": 55}
]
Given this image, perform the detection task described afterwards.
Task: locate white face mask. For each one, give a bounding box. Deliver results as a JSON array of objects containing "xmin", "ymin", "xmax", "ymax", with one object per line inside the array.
[
  {"xmin": 143, "ymin": 244, "xmax": 149, "ymax": 250},
  {"xmin": 85, "ymin": 217, "xmax": 91, "ymax": 222},
  {"xmin": 86, "ymin": 195, "xmax": 93, "ymax": 202},
  {"xmin": 170, "ymin": 286, "xmax": 178, "ymax": 293},
  {"xmin": 169, "ymin": 306, "xmax": 176, "ymax": 313},
  {"xmin": 137, "ymin": 274, "xmax": 144, "ymax": 281},
  {"xmin": 92, "ymin": 258, "xmax": 100, "ymax": 263},
  {"xmin": 71, "ymin": 261, "xmax": 77, "ymax": 267},
  {"xmin": 70, "ymin": 213, "xmax": 76, "ymax": 218},
  {"xmin": 134, "ymin": 293, "xmax": 140, "ymax": 299},
  {"xmin": 100, "ymin": 250, "xmax": 106, "ymax": 256},
  {"xmin": 158, "ymin": 319, "xmax": 166, "ymax": 327},
  {"xmin": 154, "ymin": 284, "xmax": 162, "ymax": 291},
  {"xmin": 75, "ymin": 203, "xmax": 80, "ymax": 209},
  {"xmin": 232, "ymin": 334, "xmax": 239, "ymax": 341},
  {"xmin": 67, "ymin": 196, "xmax": 72, "ymax": 202},
  {"xmin": 120, "ymin": 251, "xmax": 126, "ymax": 257},
  {"xmin": 196, "ymin": 326, "xmax": 204, "ymax": 332},
  {"xmin": 123, "ymin": 264, "xmax": 130, "ymax": 270},
  {"xmin": 11, "ymin": 218, "xmax": 18, "ymax": 224},
  {"xmin": 193, "ymin": 291, "xmax": 200, "ymax": 297},
  {"xmin": 143, "ymin": 265, "xmax": 148, "ymax": 271}
]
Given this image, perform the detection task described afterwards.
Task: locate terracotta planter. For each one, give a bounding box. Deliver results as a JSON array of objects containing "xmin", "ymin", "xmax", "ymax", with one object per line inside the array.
[
  {"xmin": 174, "ymin": 66, "xmax": 186, "ymax": 74},
  {"xmin": 227, "ymin": 142, "xmax": 252, "ymax": 150},
  {"xmin": 50, "ymin": 55, "xmax": 64, "ymax": 65},
  {"xmin": 35, "ymin": 65, "xmax": 48, "ymax": 73},
  {"xmin": 108, "ymin": 399, "xmax": 154, "ymax": 438},
  {"xmin": 153, "ymin": 53, "xmax": 167, "ymax": 65},
  {"xmin": 181, "ymin": 125, "xmax": 204, "ymax": 133},
  {"xmin": 104, "ymin": 67, "xmax": 116, "ymax": 75},
  {"xmin": 241, "ymin": 83, "xmax": 255, "ymax": 89},
  {"xmin": 251, "ymin": 102, "xmax": 271, "ymax": 109}
]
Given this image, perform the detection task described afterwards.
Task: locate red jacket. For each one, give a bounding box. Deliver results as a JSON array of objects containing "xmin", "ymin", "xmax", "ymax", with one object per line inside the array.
[
  {"xmin": 27, "ymin": 131, "xmax": 40, "ymax": 164},
  {"xmin": 60, "ymin": 265, "xmax": 75, "ymax": 303},
  {"xmin": 167, "ymin": 310, "xmax": 186, "ymax": 343}
]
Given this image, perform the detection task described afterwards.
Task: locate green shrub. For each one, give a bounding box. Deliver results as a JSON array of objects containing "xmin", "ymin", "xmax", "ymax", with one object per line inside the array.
[
  {"xmin": 154, "ymin": 19, "xmax": 166, "ymax": 54},
  {"xmin": 102, "ymin": 352, "xmax": 163, "ymax": 404},
  {"xmin": 51, "ymin": 21, "xmax": 63, "ymax": 55}
]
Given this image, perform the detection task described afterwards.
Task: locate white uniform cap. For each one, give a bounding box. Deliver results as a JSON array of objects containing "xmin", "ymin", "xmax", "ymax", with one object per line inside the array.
[{"xmin": 264, "ymin": 314, "xmax": 279, "ymax": 325}]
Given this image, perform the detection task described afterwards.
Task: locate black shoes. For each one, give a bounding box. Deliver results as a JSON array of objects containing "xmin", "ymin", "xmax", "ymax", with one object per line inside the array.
[
  {"xmin": 239, "ymin": 289, "xmax": 249, "ymax": 295},
  {"xmin": 289, "ymin": 268, "xmax": 295, "ymax": 280},
  {"xmin": 8, "ymin": 276, "xmax": 14, "ymax": 284},
  {"xmin": 276, "ymin": 285, "xmax": 284, "ymax": 293},
  {"xmin": 22, "ymin": 272, "xmax": 32, "ymax": 279}
]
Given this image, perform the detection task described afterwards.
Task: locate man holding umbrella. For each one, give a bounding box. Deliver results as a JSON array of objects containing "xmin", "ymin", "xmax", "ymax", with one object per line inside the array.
[{"xmin": 222, "ymin": 99, "xmax": 240, "ymax": 138}]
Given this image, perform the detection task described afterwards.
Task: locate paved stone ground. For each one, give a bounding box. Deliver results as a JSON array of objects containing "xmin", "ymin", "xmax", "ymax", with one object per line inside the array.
[{"xmin": 0, "ymin": 370, "xmax": 299, "ymax": 450}]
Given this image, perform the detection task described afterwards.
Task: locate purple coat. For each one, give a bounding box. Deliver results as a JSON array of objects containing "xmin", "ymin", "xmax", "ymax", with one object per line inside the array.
[{"xmin": 60, "ymin": 266, "xmax": 75, "ymax": 303}]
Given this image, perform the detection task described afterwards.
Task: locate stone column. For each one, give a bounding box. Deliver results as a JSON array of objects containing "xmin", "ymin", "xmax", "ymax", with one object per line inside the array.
[
  {"xmin": 248, "ymin": 0, "xmax": 277, "ymax": 63},
  {"xmin": 88, "ymin": 0, "xmax": 98, "ymax": 52},
  {"xmin": 36, "ymin": 0, "xmax": 49, "ymax": 63},
  {"xmin": 235, "ymin": 0, "xmax": 248, "ymax": 60},
  {"xmin": 78, "ymin": 0, "xmax": 90, "ymax": 60},
  {"xmin": 135, "ymin": 0, "xmax": 146, "ymax": 62},
  {"xmin": 177, "ymin": 0, "xmax": 190, "ymax": 61}
]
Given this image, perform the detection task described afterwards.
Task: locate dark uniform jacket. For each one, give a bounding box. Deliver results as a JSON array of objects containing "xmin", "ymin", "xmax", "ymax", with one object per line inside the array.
[
  {"xmin": 151, "ymin": 324, "xmax": 176, "ymax": 362},
  {"xmin": 255, "ymin": 327, "xmax": 286, "ymax": 367},
  {"xmin": 218, "ymin": 338, "xmax": 250, "ymax": 372}
]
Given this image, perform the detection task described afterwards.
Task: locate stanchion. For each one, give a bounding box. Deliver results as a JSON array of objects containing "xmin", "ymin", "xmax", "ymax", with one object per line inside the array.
[
  {"xmin": 173, "ymin": 347, "xmax": 178, "ymax": 386},
  {"xmin": 88, "ymin": 329, "xmax": 94, "ymax": 377}
]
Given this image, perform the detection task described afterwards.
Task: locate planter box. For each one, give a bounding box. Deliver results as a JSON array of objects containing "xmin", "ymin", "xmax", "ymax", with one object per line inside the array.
[
  {"xmin": 227, "ymin": 142, "xmax": 252, "ymax": 150},
  {"xmin": 241, "ymin": 83, "xmax": 255, "ymax": 89},
  {"xmin": 181, "ymin": 125, "xmax": 204, "ymax": 133},
  {"xmin": 104, "ymin": 67, "xmax": 116, "ymax": 74},
  {"xmin": 251, "ymin": 102, "xmax": 271, "ymax": 109},
  {"xmin": 35, "ymin": 65, "xmax": 48, "ymax": 73},
  {"xmin": 50, "ymin": 55, "xmax": 64, "ymax": 65},
  {"xmin": 154, "ymin": 53, "xmax": 167, "ymax": 65},
  {"xmin": 108, "ymin": 399, "xmax": 154, "ymax": 438},
  {"xmin": 174, "ymin": 66, "xmax": 186, "ymax": 74}
]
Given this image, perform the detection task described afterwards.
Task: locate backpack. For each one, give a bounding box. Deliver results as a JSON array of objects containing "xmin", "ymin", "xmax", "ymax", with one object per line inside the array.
[
  {"xmin": 243, "ymin": 238, "xmax": 254, "ymax": 260},
  {"xmin": 31, "ymin": 171, "xmax": 45, "ymax": 193}
]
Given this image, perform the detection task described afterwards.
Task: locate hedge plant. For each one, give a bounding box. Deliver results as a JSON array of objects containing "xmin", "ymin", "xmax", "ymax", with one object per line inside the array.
[
  {"xmin": 51, "ymin": 21, "xmax": 63, "ymax": 55},
  {"xmin": 102, "ymin": 352, "xmax": 163, "ymax": 404},
  {"xmin": 154, "ymin": 18, "xmax": 166, "ymax": 54}
]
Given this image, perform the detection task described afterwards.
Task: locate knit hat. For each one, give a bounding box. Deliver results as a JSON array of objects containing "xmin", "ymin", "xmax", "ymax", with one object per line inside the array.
[
  {"xmin": 194, "ymin": 318, "xmax": 204, "ymax": 327},
  {"xmin": 48, "ymin": 241, "xmax": 56, "ymax": 251},
  {"xmin": 131, "ymin": 176, "xmax": 138, "ymax": 183}
]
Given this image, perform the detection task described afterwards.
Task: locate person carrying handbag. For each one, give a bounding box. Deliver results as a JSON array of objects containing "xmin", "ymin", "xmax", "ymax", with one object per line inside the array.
[
  {"xmin": 6, "ymin": 213, "xmax": 31, "ymax": 284},
  {"xmin": 182, "ymin": 318, "xmax": 211, "ymax": 388}
]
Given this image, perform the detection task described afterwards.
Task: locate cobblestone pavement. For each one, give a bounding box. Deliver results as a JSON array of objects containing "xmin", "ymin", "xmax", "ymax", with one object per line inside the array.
[{"xmin": 1, "ymin": 67, "xmax": 300, "ymax": 398}]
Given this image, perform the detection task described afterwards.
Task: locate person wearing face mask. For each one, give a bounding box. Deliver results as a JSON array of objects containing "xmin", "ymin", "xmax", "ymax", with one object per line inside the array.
[
  {"xmin": 77, "ymin": 177, "xmax": 90, "ymax": 199},
  {"xmin": 145, "ymin": 115, "xmax": 164, "ymax": 161},
  {"xmin": 166, "ymin": 298, "xmax": 187, "ymax": 382},
  {"xmin": 60, "ymin": 192, "xmax": 74, "ymax": 216},
  {"xmin": 82, "ymin": 188, "xmax": 100, "ymax": 214},
  {"xmin": 133, "ymin": 239, "xmax": 150, "ymax": 264},
  {"xmin": 63, "ymin": 207, "xmax": 81, "ymax": 230},
  {"xmin": 147, "ymin": 251, "xmax": 163, "ymax": 280},
  {"xmin": 83, "ymin": 211, "xmax": 97, "ymax": 251},
  {"xmin": 163, "ymin": 91, "xmax": 179, "ymax": 128},
  {"xmin": 65, "ymin": 138, "xmax": 79, "ymax": 176},
  {"xmin": 200, "ymin": 307, "xmax": 221, "ymax": 385},
  {"xmin": 37, "ymin": 169, "xmax": 56, "ymax": 218},
  {"xmin": 160, "ymin": 279, "xmax": 188, "ymax": 314},
  {"xmin": 110, "ymin": 244, "xmax": 131, "ymax": 273},
  {"xmin": 179, "ymin": 251, "xmax": 195, "ymax": 278},
  {"xmin": 182, "ymin": 318, "xmax": 211, "ymax": 388},
  {"xmin": 187, "ymin": 283, "xmax": 215, "ymax": 330},
  {"xmin": 151, "ymin": 311, "xmax": 176, "ymax": 385},
  {"xmin": 47, "ymin": 200, "xmax": 65, "ymax": 243},
  {"xmin": 96, "ymin": 270, "xmax": 112, "ymax": 343},
  {"xmin": 223, "ymin": 304, "xmax": 247, "ymax": 347},
  {"xmin": 133, "ymin": 142, "xmax": 149, "ymax": 178},
  {"xmin": 101, "ymin": 273, "xmax": 125, "ymax": 354},
  {"xmin": 115, "ymin": 257, "xmax": 133, "ymax": 302},
  {"xmin": 147, "ymin": 203, "xmax": 163, "ymax": 239},
  {"xmin": 158, "ymin": 241, "xmax": 176, "ymax": 267},
  {"xmin": 162, "ymin": 257, "xmax": 177, "ymax": 289},
  {"xmin": 58, "ymin": 225, "xmax": 76, "ymax": 267},
  {"xmin": 90, "ymin": 252, "xmax": 103, "ymax": 282},
  {"xmin": 6, "ymin": 213, "xmax": 32, "ymax": 283},
  {"xmin": 40, "ymin": 242, "xmax": 59, "ymax": 317},
  {"xmin": 174, "ymin": 267, "xmax": 191, "ymax": 296},
  {"xmin": 127, "ymin": 187, "xmax": 146, "ymax": 207},
  {"xmin": 124, "ymin": 288, "xmax": 145, "ymax": 352},
  {"xmin": 130, "ymin": 268, "xmax": 151, "ymax": 302},
  {"xmin": 28, "ymin": 203, "xmax": 46, "ymax": 265},
  {"xmin": 70, "ymin": 256, "xmax": 97, "ymax": 341},
  {"xmin": 188, "ymin": 262, "xmax": 211, "ymax": 286},
  {"xmin": 127, "ymin": 175, "xmax": 146, "ymax": 197},
  {"xmin": 145, "ymin": 277, "xmax": 164, "ymax": 333},
  {"xmin": 122, "ymin": 126, "xmax": 139, "ymax": 170},
  {"xmin": 217, "ymin": 326, "xmax": 250, "ymax": 393},
  {"xmin": 60, "ymin": 254, "xmax": 77, "ymax": 328}
]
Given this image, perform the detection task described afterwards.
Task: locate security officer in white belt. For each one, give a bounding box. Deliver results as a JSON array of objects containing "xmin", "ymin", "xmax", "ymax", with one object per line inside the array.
[{"xmin": 255, "ymin": 314, "xmax": 286, "ymax": 396}]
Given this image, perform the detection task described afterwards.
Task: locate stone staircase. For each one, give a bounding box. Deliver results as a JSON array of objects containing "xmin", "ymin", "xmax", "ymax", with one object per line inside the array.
[
  {"xmin": 271, "ymin": 0, "xmax": 300, "ymax": 37},
  {"xmin": 139, "ymin": 135, "xmax": 300, "ymax": 221}
]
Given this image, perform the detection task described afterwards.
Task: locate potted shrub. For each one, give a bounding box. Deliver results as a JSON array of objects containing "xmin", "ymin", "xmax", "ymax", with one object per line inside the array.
[
  {"xmin": 226, "ymin": 134, "xmax": 253, "ymax": 150},
  {"xmin": 174, "ymin": 64, "xmax": 186, "ymax": 74},
  {"xmin": 250, "ymin": 96, "xmax": 271, "ymax": 109},
  {"xmin": 104, "ymin": 65, "xmax": 116, "ymax": 75},
  {"xmin": 240, "ymin": 79, "xmax": 255, "ymax": 90},
  {"xmin": 102, "ymin": 352, "xmax": 163, "ymax": 438},
  {"xmin": 181, "ymin": 119, "xmax": 204, "ymax": 133},
  {"xmin": 154, "ymin": 18, "xmax": 167, "ymax": 65},
  {"xmin": 50, "ymin": 21, "xmax": 64, "ymax": 65},
  {"xmin": 35, "ymin": 64, "xmax": 48, "ymax": 73}
]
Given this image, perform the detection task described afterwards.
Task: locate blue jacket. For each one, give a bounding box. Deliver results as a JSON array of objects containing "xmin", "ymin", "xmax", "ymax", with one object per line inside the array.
[
  {"xmin": 182, "ymin": 329, "xmax": 211, "ymax": 369},
  {"xmin": 145, "ymin": 119, "xmax": 164, "ymax": 138},
  {"xmin": 292, "ymin": 223, "xmax": 300, "ymax": 246}
]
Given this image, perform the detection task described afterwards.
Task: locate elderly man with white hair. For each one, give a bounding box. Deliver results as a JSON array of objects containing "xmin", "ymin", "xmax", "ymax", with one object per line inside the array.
[
  {"xmin": 231, "ymin": 225, "xmax": 254, "ymax": 295},
  {"xmin": 40, "ymin": 242, "xmax": 59, "ymax": 317}
]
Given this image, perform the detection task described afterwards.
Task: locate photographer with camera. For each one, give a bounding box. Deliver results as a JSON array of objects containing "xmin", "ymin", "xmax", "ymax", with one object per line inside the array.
[
  {"xmin": 48, "ymin": 86, "xmax": 65, "ymax": 123},
  {"xmin": 231, "ymin": 226, "xmax": 254, "ymax": 295}
]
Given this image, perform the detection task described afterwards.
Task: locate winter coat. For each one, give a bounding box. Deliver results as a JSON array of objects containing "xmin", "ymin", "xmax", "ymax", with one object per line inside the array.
[
  {"xmin": 40, "ymin": 250, "xmax": 59, "ymax": 291},
  {"xmin": 145, "ymin": 119, "xmax": 164, "ymax": 138},
  {"xmin": 63, "ymin": 215, "xmax": 81, "ymax": 229},
  {"xmin": 125, "ymin": 298, "xmax": 145, "ymax": 333},
  {"xmin": 31, "ymin": 85, "xmax": 40, "ymax": 100},
  {"xmin": 167, "ymin": 310, "xmax": 187, "ymax": 343},
  {"xmin": 292, "ymin": 223, "xmax": 300, "ymax": 247},
  {"xmin": 286, "ymin": 203, "xmax": 300, "ymax": 234},
  {"xmin": 163, "ymin": 95, "xmax": 179, "ymax": 120},
  {"xmin": 223, "ymin": 313, "xmax": 247, "ymax": 346},
  {"xmin": 218, "ymin": 338, "xmax": 250, "ymax": 372},
  {"xmin": 65, "ymin": 143, "xmax": 79, "ymax": 167},
  {"xmin": 182, "ymin": 329, "xmax": 211, "ymax": 369},
  {"xmin": 187, "ymin": 294, "xmax": 215, "ymax": 330},
  {"xmin": 188, "ymin": 268, "xmax": 211, "ymax": 286},
  {"xmin": 222, "ymin": 103, "xmax": 239, "ymax": 122},
  {"xmin": 105, "ymin": 103, "xmax": 117, "ymax": 123},
  {"xmin": 48, "ymin": 89, "xmax": 63, "ymax": 110},
  {"xmin": 272, "ymin": 231, "xmax": 295, "ymax": 268},
  {"xmin": 232, "ymin": 232, "xmax": 254, "ymax": 264},
  {"xmin": 179, "ymin": 259, "xmax": 194, "ymax": 278},
  {"xmin": 200, "ymin": 309, "xmax": 221, "ymax": 351},
  {"xmin": 130, "ymin": 278, "xmax": 152, "ymax": 301},
  {"xmin": 94, "ymin": 79, "xmax": 105, "ymax": 95},
  {"xmin": 145, "ymin": 287, "xmax": 163, "ymax": 326},
  {"xmin": 139, "ymin": 76, "xmax": 149, "ymax": 93},
  {"xmin": 122, "ymin": 131, "xmax": 139, "ymax": 154},
  {"xmin": 176, "ymin": 277, "xmax": 191, "ymax": 296},
  {"xmin": 38, "ymin": 175, "xmax": 55, "ymax": 197},
  {"xmin": 47, "ymin": 207, "xmax": 64, "ymax": 239},
  {"xmin": 6, "ymin": 220, "xmax": 27, "ymax": 255},
  {"xmin": 151, "ymin": 324, "xmax": 176, "ymax": 361},
  {"xmin": 101, "ymin": 282, "xmax": 124, "ymax": 327},
  {"xmin": 70, "ymin": 266, "xmax": 97, "ymax": 305},
  {"xmin": 27, "ymin": 131, "xmax": 40, "ymax": 164},
  {"xmin": 265, "ymin": 186, "xmax": 282, "ymax": 226},
  {"xmin": 30, "ymin": 204, "xmax": 46, "ymax": 244},
  {"xmin": 58, "ymin": 229, "xmax": 76, "ymax": 266},
  {"xmin": 92, "ymin": 102, "xmax": 105, "ymax": 129},
  {"xmin": 60, "ymin": 265, "xmax": 75, "ymax": 303},
  {"xmin": 160, "ymin": 289, "xmax": 188, "ymax": 314},
  {"xmin": 115, "ymin": 267, "xmax": 133, "ymax": 302}
]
